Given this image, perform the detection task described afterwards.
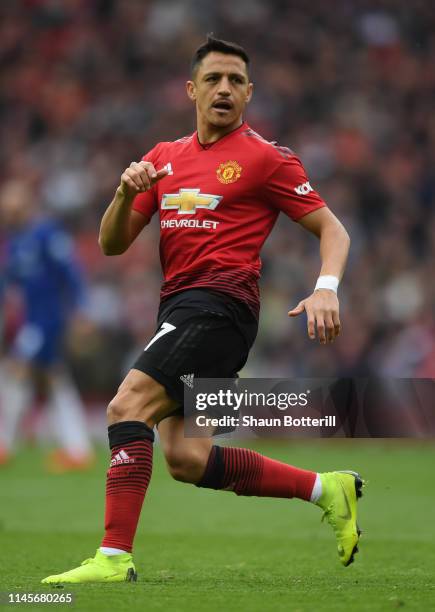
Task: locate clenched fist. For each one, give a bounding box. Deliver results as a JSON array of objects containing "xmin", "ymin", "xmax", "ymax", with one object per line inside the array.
[{"xmin": 118, "ymin": 161, "xmax": 168, "ymax": 198}]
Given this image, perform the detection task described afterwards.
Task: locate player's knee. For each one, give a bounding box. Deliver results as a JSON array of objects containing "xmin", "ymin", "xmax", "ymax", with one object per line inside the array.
[
  {"xmin": 165, "ymin": 448, "xmax": 208, "ymax": 484},
  {"xmin": 107, "ymin": 383, "xmax": 147, "ymax": 424},
  {"xmin": 107, "ymin": 395, "xmax": 128, "ymax": 423},
  {"xmin": 107, "ymin": 373, "xmax": 176, "ymax": 426}
]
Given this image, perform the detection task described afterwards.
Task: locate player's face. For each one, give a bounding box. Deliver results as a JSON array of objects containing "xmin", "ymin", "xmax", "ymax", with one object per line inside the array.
[{"xmin": 187, "ymin": 52, "xmax": 253, "ymax": 131}]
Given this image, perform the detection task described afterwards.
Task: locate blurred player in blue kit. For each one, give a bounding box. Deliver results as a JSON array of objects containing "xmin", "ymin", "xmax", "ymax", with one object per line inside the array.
[{"xmin": 0, "ymin": 179, "xmax": 93, "ymax": 471}]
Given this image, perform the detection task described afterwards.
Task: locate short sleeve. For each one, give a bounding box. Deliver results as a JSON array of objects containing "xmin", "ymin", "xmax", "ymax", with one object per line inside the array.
[
  {"xmin": 131, "ymin": 144, "xmax": 162, "ymax": 220},
  {"xmin": 264, "ymin": 151, "xmax": 326, "ymax": 221}
]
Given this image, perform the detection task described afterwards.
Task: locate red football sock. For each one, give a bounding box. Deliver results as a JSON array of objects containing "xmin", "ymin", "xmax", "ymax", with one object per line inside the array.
[
  {"xmin": 197, "ymin": 446, "xmax": 316, "ymax": 501},
  {"xmin": 101, "ymin": 422, "xmax": 154, "ymax": 553}
]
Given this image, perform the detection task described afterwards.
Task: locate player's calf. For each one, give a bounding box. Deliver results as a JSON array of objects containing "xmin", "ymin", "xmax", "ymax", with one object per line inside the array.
[
  {"xmin": 165, "ymin": 446, "xmax": 211, "ymax": 483},
  {"xmin": 158, "ymin": 415, "xmax": 213, "ymax": 483},
  {"xmin": 197, "ymin": 445, "xmax": 317, "ymax": 499}
]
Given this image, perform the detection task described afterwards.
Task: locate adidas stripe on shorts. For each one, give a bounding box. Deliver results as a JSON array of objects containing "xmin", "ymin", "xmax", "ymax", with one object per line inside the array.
[{"xmin": 132, "ymin": 289, "xmax": 258, "ymax": 408}]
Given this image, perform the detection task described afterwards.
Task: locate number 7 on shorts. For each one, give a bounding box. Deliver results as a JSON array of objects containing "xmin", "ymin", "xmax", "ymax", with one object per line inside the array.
[{"xmin": 144, "ymin": 322, "xmax": 176, "ymax": 351}]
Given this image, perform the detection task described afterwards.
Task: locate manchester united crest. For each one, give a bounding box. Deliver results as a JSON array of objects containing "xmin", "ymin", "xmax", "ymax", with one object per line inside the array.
[{"xmin": 216, "ymin": 160, "xmax": 242, "ymax": 184}]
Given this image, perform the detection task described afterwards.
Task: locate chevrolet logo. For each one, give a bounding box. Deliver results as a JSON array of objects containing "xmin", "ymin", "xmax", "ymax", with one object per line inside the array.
[{"xmin": 161, "ymin": 189, "xmax": 222, "ymax": 215}]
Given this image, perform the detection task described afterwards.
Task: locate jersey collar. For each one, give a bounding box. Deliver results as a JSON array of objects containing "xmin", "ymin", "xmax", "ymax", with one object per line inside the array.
[{"xmin": 193, "ymin": 121, "xmax": 248, "ymax": 151}]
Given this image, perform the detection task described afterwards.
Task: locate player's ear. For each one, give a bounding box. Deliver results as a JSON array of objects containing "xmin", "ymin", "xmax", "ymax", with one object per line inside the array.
[
  {"xmin": 186, "ymin": 80, "xmax": 196, "ymax": 102},
  {"xmin": 246, "ymin": 82, "xmax": 253, "ymax": 104}
]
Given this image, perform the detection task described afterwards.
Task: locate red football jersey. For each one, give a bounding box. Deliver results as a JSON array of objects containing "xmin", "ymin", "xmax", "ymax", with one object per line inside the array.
[{"xmin": 133, "ymin": 122, "xmax": 326, "ymax": 318}]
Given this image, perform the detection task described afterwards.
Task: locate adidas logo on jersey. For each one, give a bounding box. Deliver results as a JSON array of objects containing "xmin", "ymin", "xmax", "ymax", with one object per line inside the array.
[
  {"xmin": 163, "ymin": 162, "xmax": 174, "ymax": 175},
  {"xmin": 180, "ymin": 373, "xmax": 194, "ymax": 388},
  {"xmin": 294, "ymin": 181, "xmax": 313, "ymax": 196},
  {"xmin": 110, "ymin": 449, "xmax": 135, "ymax": 466}
]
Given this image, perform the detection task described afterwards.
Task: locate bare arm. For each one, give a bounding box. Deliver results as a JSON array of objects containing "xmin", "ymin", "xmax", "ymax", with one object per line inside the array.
[
  {"xmin": 298, "ymin": 207, "xmax": 350, "ymax": 279},
  {"xmin": 99, "ymin": 161, "xmax": 168, "ymax": 255},
  {"xmin": 288, "ymin": 207, "xmax": 350, "ymax": 344}
]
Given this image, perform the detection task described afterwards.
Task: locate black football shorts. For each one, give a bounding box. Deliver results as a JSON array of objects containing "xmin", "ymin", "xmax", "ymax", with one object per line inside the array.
[{"xmin": 132, "ymin": 289, "xmax": 258, "ymax": 407}]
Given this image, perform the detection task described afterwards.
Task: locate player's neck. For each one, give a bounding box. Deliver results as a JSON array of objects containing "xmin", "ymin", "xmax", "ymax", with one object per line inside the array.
[{"xmin": 196, "ymin": 117, "xmax": 244, "ymax": 145}]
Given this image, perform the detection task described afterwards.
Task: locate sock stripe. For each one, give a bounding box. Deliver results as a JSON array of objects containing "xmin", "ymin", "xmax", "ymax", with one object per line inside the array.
[
  {"xmin": 110, "ymin": 444, "xmax": 152, "ymax": 453},
  {"xmin": 106, "ymin": 468, "xmax": 152, "ymax": 482},
  {"xmin": 198, "ymin": 445, "xmax": 316, "ymax": 501},
  {"xmin": 221, "ymin": 448, "xmax": 264, "ymax": 494},
  {"xmin": 106, "ymin": 487, "xmax": 149, "ymax": 495}
]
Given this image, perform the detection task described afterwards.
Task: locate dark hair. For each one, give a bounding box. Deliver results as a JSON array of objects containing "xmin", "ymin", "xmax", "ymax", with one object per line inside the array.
[{"xmin": 191, "ymin": 34, "xmax": 250, "ymax": 77}]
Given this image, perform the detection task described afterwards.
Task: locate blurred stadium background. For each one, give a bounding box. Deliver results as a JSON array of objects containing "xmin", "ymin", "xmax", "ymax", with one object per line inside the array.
[
  {"xmin": 1, "ymin": 3, "xmax": 435, "ymax": 609},
  {"xmin": 1, "ymin": 0, "xmax": 434, "ymax": 428}
]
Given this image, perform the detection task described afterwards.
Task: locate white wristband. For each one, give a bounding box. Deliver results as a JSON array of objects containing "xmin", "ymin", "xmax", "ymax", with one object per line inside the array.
[{"xmin": 315, "ymin": 275, "xmax": 339, "ymax": 293}]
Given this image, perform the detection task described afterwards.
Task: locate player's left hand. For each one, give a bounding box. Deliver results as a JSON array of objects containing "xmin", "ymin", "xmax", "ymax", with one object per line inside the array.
[{"xmin": 288, "ymin": 289, "xmax": 340, "ymax": 344}]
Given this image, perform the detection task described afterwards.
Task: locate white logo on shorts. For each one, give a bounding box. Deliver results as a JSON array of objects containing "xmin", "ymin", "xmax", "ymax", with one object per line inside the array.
[{"xmin": 180, "ymin": 373, "xmax": 194, "ymax": 388}]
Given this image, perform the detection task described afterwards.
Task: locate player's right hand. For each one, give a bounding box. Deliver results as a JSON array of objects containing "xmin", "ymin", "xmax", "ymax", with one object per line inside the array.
[{"xmin": 118, "ymin": 161, "xmax": 168, "ymax": 198}]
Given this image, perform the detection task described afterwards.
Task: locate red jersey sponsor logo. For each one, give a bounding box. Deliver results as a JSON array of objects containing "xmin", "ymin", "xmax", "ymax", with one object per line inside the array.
[{"xmin": 161, "ymin": 218, "xmax": 219, "ymax": 230}]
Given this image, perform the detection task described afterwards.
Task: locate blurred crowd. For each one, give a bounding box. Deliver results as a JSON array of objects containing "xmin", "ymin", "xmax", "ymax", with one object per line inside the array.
[{"xmin": 1, "ymin": 0, "xmax": 434, "ymax": 404}]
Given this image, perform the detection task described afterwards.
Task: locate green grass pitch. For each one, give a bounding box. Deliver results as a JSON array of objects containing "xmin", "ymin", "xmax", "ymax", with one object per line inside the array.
[{"xmin": 1, "ymin": 440, "xmax": 434, "ymax": 611}]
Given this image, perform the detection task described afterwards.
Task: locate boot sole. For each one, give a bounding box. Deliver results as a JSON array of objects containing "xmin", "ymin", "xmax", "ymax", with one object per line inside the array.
[
  {"xmin": 126, "ymin": 568, "xmax": 137, "ymax": 582},
  {"xmin": 337, "ymin": 470, "xmax": 364, "ymax": 567}
]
